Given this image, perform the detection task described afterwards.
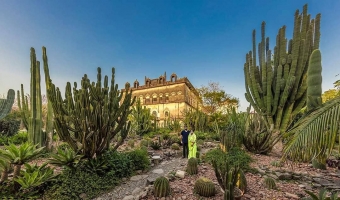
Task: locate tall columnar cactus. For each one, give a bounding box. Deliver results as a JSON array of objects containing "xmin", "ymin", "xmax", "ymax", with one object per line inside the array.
[
  {"xmin": 306, "ymin": 49, "xmax": 322, "ymax": 111},
  {"xmin": 28, "ymin": 48, "xmax": 44, "ymax": 147},
  {"xmin": 244, "ymin": 4, "xmax": 321, "ymax": 134},
  {"xmin": 47, "ymin": 67, "xmax": 135, "ymax": 159},
  {"xmin": 0, "ymin": 89, "xmax": 15, "ymax": 120},
  {"xmin": 17, "ymin": 84, "xmax": 29, "ymax": 130},
  {"xmin": 42, "ymin": 47, "xmax": 54, "ymax": 150},
  {"xmin": 131, "ymin": 99, "xmax": 151, "ymax": 136},
  {"xmin": 154, "ymin": 176, "xmax": 170, "ymax": 197}
]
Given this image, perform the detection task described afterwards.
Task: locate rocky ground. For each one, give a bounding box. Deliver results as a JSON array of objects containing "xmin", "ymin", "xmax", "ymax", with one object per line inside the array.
[{"xmin": 94, "ymin": 141, "xmax": 340, "ymax": 200}]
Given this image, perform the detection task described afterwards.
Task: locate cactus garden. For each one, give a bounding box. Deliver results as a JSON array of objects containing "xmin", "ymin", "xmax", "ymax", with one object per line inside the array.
[{"xmin": 1, "ymin": 2, "xmax": 340, "ymax": 200}]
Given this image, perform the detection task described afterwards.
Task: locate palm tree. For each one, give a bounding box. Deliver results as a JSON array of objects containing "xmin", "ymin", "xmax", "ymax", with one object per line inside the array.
[
  {"xmin": 283, "ymin": 97, "xmax": 340, "ymax": 166},
  {"xmin": 0, "ymin": 143, "xmax": 44, "ymax": 180}
]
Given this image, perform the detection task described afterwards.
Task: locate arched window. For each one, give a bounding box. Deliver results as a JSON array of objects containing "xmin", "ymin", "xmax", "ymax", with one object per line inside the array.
[
  {"xmin": 152, "ymin": 111, "xmax": 157, "ymax": 117},
  {"xmin": 165, "ymin": 111, "xmax": 169, "ymax": 117}
]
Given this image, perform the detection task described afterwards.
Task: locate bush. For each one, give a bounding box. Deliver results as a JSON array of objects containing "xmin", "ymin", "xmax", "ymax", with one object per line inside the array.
[
  {"xmin": 204, "ymin": 147, "xmax": 252, "ymax": 171},
  {"xmin": 127, "ymin": 147, "xmax": 150, "ymax": 171},
  {"xmin": 104, "ymin": 151, "xmax": 133, "ymax": 178},
  {"xmin": 0, "ymin": 119, "xmax": 20, "ymax": 137},
  {"xmin": 0, "ymin": 131, "xmax": 28, "ymax": 145}
]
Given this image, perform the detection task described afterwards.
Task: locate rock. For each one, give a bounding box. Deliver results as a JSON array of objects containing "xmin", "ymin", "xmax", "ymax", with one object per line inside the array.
[
  {"xmin": 146, "ymin": 177, "xmax": 156, "ymax": 185},
  {"xmin": 132, "ymin": 187, "xmax": 142, "ymax": 195},
  {"xmin": 152, "ymin": 169, "xmax": 164, "ymax": 174},
  {"xmin": 79, "ymin": 193, "xmax": 87, "ymax": 199},
  {"xmin": 255, "ymin": 167, "xmax": 266, "ymax": 175},
  {"xmin": 175, "ymin": 170, "xmax": 185, "ymax": 178},
  {"xmin": 122, "ymin": 195, "xmax": 134, "ymax": 200},
  {"xmin": 130, "ymin": 175, "xmax": 148, "ymax": 181},
  {"xmin": 276, "ymin": 172, "xmax": 292, "ymax": 180},
  {"xmin": 285, "ymin": 192, "xmax": 299, "ymax": 199},
  {"xmin": 298, "ymin": 184, "xmax": 306, "ymax": 188}
]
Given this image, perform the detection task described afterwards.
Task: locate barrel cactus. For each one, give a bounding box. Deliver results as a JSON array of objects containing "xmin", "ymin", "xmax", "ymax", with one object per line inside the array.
[
  {"xmin": 187, "ymin": 157, "xmax": 198, "ymax": 175},
  {"xmin": 194, "ymin": 177, "xmax": 216, "ymax": 197},
  {"xmin": 263, "ymin": 177, "xmax": 276, "ymax": 190},
  {"xmin": 154, "ymin": 176, "xmax": 170, "ymax": 197}
]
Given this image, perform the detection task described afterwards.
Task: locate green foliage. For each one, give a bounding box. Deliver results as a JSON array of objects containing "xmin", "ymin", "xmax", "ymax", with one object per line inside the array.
[
  {"xmin": 130, "ymin": 99, "xmax": 151, "ymax": 136},
  {"xmin": 182, "ymin": 109, "xmax": 209, "ymax": 132},
  {"xmin": 48, "ymin": 146, "xmax": 83, "ymax": 171},
  {"xmin": 0, "ymin": 159, "xmax": 11, "ymax": 183},
  {"xmin": 150, "ymin": 141, "xmax": 162, "ymax": 150},
  {"xmin": 43, "ymin": 164, "xmax": 119, "ymax": 200},
  {"xmin": 244, "ymin": 4, "xmax": 321, "ymax": 137},
  {"xmin": 204, "ymin": 148, "xmax": 252, "ymax": 171},
  {"xmin": 243, "ymin": 111, "xmax": 279, "ymax": 154},
  {"xmin": 126, "ymin": 147, "xmax": 150, "ymax": 171},
  {"xmin": 0, "ymin": 119, "xmax": 20, "ymax": 137},
  {"xmin": 154, "ymin": 176, "xmax": 170, "ymax": 197},
  {"xmin": 171, "ymin": 143, "xmax": 180, "ymax": 150},
  {"xmin": 0, "ymin": 89, "xmax": 15, "ymax": 120},
  {"xmin": 304, "ymin": 188, "xmax": 340, "ymax": 200},
  {"xmin": 0, "ymin": 131, "xmax": 28, "ymax": 146},
  {"xmin": 127, "ymin": 139, "xmax": 135, "ymax": 148},
  {"xmin": 140, "ymin": 139, "xmax": 150, "ymax": 147},
  {"xmin": 263, "ymin": 177, "xmax": 276, "ymax": 190},
  {"xmin": 47, "ymin": 67, "xmax": 135, "ymax": 159},
  {"xmin": 83, "ymin": 157, "xmax": 109, "ymax": 175},
  {"xmin": 187, "ymin": 157, "xmax": 198, "ymax": 175},
  {"xmin": 194, "ymin": 177, "xmax": 216, "ymax": 197}
]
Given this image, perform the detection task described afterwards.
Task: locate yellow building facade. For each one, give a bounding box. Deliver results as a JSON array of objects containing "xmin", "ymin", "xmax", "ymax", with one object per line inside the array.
[{"xmin": 121, "ymin": 72, "xmax": 202, "ymax": 126}]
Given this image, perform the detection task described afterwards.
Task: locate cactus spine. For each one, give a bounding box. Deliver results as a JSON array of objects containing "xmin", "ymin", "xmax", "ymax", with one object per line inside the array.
[
  {"xmin": 154, "ymin": 176, "xmax": 170, "ymax": 197},
  {"xmin": 28, "ymin": 48, "xmax": 44, "ymax": 147},
  {"xmin": 187, "ymin": 157, "xmax": 198, "ymax": 175},
  {"xmin": 0, "ymin": 89, "xmax": 15, "ymax": 120},
  {"xmin": 194, "ymin": 177, "xmax": 216, "ymax": 197},
  {"xmin": 47, "ymin": 67, "xmax": 135, "ymax": 158},
  {"xmin": 244, "ymin": 5, "xmax": 321, "ymax": 135}
]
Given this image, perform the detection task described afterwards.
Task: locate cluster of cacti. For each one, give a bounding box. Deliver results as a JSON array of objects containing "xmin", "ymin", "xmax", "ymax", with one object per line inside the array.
[
  {"xmin": 212, "ymin": 159, "xmax": 240, "ymax": 200},
  {"xmin": 243, "ymin": 112, "xmax": 278, "ymax": 154},
  {"xmin": 0, "ymin": 89, "xmax": 15, "ymax": 120},
  {"xmin": 17, "ymin": 47, "xmax": 54, "ymax": 148},
  {"xmin": 130, "ymin": 99, "xmax": 151, "ymax": 136},
  {"xmin": 183, "ymin": 109, "xmax": 208, "ymax": 132},
  {"xmin": 153, "ymin": 176, "xmax": 170, "ymax": 197},
  {"xmin": 263, "ymin": 177, "xmax": 277, "ymax": 190},
  {"xmin": 187, "ymin": 157, "xmax": 198, "ymax": 175},
  {"xmin": 244, "ymin": 4, "xmax": 321, "ymax": 136},
  {"xmin": 194, "ymin": 177, "xmax": 216, "ymax": 197},
  {"xmin": 47, "ymin": 67, "xmax": 135, "ymax": 158}
]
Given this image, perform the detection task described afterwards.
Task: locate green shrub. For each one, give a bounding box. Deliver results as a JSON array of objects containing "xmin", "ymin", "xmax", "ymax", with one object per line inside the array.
[
  {"xmin": 127, "ymin": 147, "xmax": 150, "ymax": 171},
  {"xmin": 0, "ymin": 119, "xmax": 20, "ymax": 137},
  {"xmin": 43, "ymin": 165, "xmax": 119, "ymax": 200},
  {"xmin": 104, "ymin": 151, "xmax": 133, "ymax": 178},
  {"xmin": 140, "ymin": 139, "xmax": 149, "ymax": 147},
  {"xmin": 0, "ymin": 131, "xmax": 28, "ymax": 145},
  {"xmin": 171, "ymin": 143, "xmax": 180, "ymax": 150},
  {"xmin": 196, "ymin": 132, "xmax": 207, "ymax": 140},
  {"xmin": 127, "ymin": 139, "xmax": 135, "ymax": 148},
  {"xmin": 170, "ymin": 135, "xmax": 181, "ymax": 145},
  {"xmin": 204, "ymin": 147, "xmax": 252, "ymax": 171}
]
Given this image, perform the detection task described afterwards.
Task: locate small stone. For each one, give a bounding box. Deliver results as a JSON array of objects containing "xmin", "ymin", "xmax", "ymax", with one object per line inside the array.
[
  {"xmin": 298, "ymin": 184, "xmax": 306, "ymax": 188},
  {"xmin": 285, "ymin": 192, "xmax": 299, "ymax": 199},
  {"xmin": 79, "ymin": 193, "xmax": 87, "ymax": 199},
  {"xmin": 175, "ymin": 170, "xmax": 185, "ymax": 178},
  {"xmin": 132, "ymin": 187, "xmax": 142, "ymax": 195},
  {"xmin": 146, "ymin": 177, "xmax": 156, "ymax": 185},
  {"xmin": 152, "ymin": 169, "xmax": 164, "ymax": 174},
  {"xmin": 122, "ymin": 195, "xmax": 134, "ymax": 200}
]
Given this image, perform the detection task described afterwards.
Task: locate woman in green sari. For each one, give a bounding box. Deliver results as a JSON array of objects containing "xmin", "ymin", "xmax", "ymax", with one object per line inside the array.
[{"xmin": 188, "ymin": 129, "xmax": 197, "ymax": 159}]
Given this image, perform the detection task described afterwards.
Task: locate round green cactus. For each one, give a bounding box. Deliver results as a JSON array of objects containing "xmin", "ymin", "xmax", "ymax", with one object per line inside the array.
[
  {"xmin": 187, "ymin": 157, "xmax": 198, "ymax": 175},
  {"xmin": 194, "ymin": 177, "xmax": 216, "ymax": 197},
  {"xmin": 263, "ymin": 177, "xmax": 276, "ymax": 190},
  {"xmin": 154, "ymin": 176, "xmax": 170, "ymax": 197}
]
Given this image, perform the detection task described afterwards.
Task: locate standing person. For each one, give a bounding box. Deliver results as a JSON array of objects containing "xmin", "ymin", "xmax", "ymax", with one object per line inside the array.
[
  {"xmin": 188, "ymin": 129, "xmax": 197, "ymax": 159},
  {"xmin": 181, "ymin": 125, "xmax": 190, "ymax": 158}
]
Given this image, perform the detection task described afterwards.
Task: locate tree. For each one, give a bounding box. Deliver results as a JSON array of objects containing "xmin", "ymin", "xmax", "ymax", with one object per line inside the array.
[
  {"xmin": 197, "ymin": 82, "xmax": 239, "ymax": 115},
  {"xmin": 322, "ymin": 89, "xmax": 339, "ymax": 103}
]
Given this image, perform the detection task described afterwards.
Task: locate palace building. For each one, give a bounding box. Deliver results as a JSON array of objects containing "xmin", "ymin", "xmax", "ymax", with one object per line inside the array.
[{"xmin": 121, "ymin": 72, "xmax": 202, "ymax": 126}]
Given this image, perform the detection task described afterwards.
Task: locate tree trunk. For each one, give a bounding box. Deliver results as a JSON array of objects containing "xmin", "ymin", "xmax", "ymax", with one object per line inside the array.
[
  {"xmin": 13, "ymin": 164, "xmax": 22, "ymax": 192},
  {"xmin": 0, "ymin": 170, "xmax": 8, "ymax": 183}
]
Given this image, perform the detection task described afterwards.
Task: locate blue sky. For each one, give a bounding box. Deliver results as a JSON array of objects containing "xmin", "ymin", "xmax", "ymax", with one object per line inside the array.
[{"xmin": 0, "ymin": 0, "xmax": 339, "ymax": 111}]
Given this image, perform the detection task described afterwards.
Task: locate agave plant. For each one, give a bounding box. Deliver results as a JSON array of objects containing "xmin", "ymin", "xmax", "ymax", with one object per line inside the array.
[
  {"xmin": 48, "ymin": 146, "xmax": 83, "ymax": 170},
  {"xmin": 83, "ymin": 157, "xmax": 109, "ymax": 175}
]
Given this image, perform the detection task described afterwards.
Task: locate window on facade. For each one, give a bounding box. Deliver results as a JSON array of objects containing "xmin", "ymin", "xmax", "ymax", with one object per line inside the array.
[
  {"xmin": 145, "ymin": 98, "xmax": 150, "ymax": 104},
  {"xmin": 152, "ymin": 111, "xmax": 157, "ymax": 117},
  {"xmin": 165, "ymin": 111, "xmax": 169, "ymax": 117}
]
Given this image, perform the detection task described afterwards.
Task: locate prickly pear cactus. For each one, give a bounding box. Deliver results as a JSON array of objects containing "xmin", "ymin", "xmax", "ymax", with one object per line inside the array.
[
  {"xmin": 187, "ymin": 157, "xmax": 198, "ymax": 175},
  {"xmin": 154, "ymin": 176, "xmax": 170, "ymax": 197},
  {"xmin": 194, "ymin": 177, "xmax": 216, "ymax": 197}
]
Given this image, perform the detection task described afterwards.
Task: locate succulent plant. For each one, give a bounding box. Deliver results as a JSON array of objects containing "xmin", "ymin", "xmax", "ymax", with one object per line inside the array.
[
  {"xmin": 171, "ymin": 143, "xmax": 180, "ymax": 150},
  {"xmin": 237, "ymin": 170, "xmax": 247, "ymax": 193},
  {"xmin": 150, "ymin": 141, "xmax": 161, "ymax": 150},
  {"xmin": 187, "ymin": 157, "xmax": 198, "ymax": 175},
  {"xmin": 194, "ymin": 177, "xmax": 216, "ymax": 197},
  {"xmin": 154, "ymin": 176, "xmax": 170, "ymax": 197},
  {"xmin": 0, "ymin": 89, "xmax": 15, "ymax": 120},
  {"xmin": 263, "ymin": 177, "xmax": 276, "ymax": 190}
]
